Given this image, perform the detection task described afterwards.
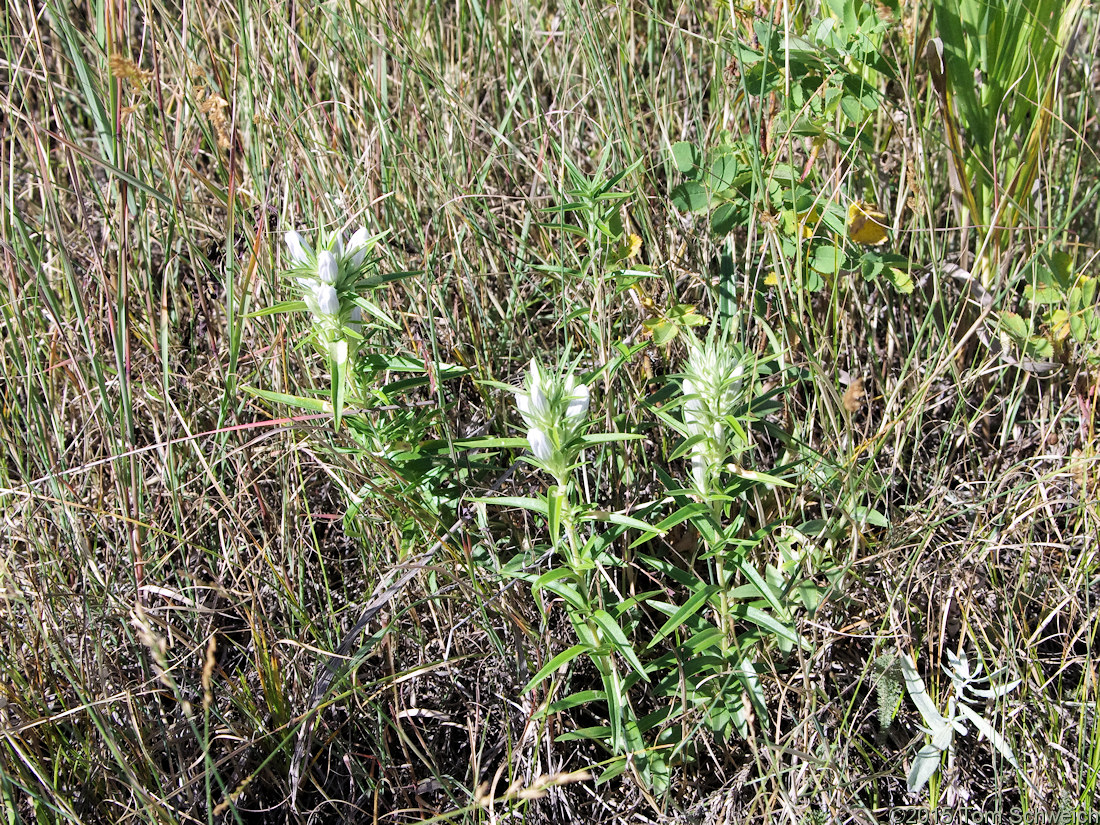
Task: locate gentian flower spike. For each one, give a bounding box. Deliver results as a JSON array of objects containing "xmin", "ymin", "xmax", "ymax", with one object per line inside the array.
[
  {"xmin": 514, "ymin": 359, "xmax": 591, "ymax": 483},
  {"xmin": 681, "ymin": 339, "xmax": 744, "ymax": 494}
]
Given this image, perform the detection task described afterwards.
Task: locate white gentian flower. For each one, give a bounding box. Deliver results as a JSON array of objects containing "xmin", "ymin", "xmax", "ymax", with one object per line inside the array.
[
  {"xmin": 564, "ymin": 378, "xmax": 589, "ymax": 424},
  {"xmin": 516, "ymin": 391, "xmax": 532, "ymax": 420},
  {"xmin": 285, "ymin": 230, "xmax": 309, "ymax": 264},
  {"xmin": 346, "ymin": 227, "xmax": 371, "ymax": 270},
  {"xmin": 527, "ymin": 427, "xmax": 553, "ymax": 461},
  {"xmin": 315, "ymin": 284, "xmax": 340, "ymax": 316},
  {"xmin": 317, "ymin": 251, "xmax": 339, "ymax": 285},
  {"xmin": 348, "ymin": 305, "xmax": 363, "ymax": 336},
  {"xmin": 518, "ymin": 359, "xmax": 552, "ymax": 427}
]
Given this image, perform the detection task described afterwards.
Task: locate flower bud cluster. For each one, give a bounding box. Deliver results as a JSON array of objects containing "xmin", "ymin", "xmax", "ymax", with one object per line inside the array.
[
  {"xmin": 514, "ymin": 359, "xmax": 590, "ymax": 482},
  {"xmin": 284, "ymin": 227, "xmax": 374, "ymax": 327},
  {"xmin": 681, "ymin": 340, "xmax": 744, "ymax": 494}
]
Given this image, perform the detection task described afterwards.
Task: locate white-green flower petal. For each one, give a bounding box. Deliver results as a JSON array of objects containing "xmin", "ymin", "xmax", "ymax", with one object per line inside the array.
[
  {"xmin": 527, "ymin": 358, "xmax": 546, "ymax": 394},
  {"xmin": 527, "ymin": 427, "xmax": 553, "ymax": 461},
  {"xmin": 317, "ymin": 251, "xmax": 339, "ymax": 285},
  {"xmin": 315, "ymin": 284, "xmax": 340, "ymax": 316},
  {"xmin": 285, "ymin": 230, "xmax": 309, "ymax": 264},
  {"xmin": 565, "ymin": 381, "xmax": 589, "ymax": 423},
  {"xmin": 691, "ymin": 452, "xmax": 708, "ymax": 492},
  {"xmin": 330, "ymin": 338, "xmax": 348, "ymax": 365},
  {"xmin": 347, "ymin": 226, "xmax": 371, "ymax": 269},
  {"xmin": 524, "ymin": 361, "xmax": 551, "ymax": 420}
]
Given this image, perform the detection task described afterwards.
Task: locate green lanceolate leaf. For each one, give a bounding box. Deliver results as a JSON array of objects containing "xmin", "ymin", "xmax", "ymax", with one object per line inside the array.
[
  {"xmin": 472, "ymin": 495, "xmax": 549, "ymax": 515},
  {"xmin": 590, "ymin": 610, "xmax": 648, "ymax": 680},
  {"xmin": 241, "ymin": 386, "xmax": 329, "ymax": 413},
  {"xmin": 647, "ymin": 585, "xmax": 721, "ymax": 650},
  {"xmin": 729, "ymin": 604, "xmax": 803, "ymax": 648},
  {"xmin": 532, "ymin": 568, "xmax": 586, "ymax": 611},
  {"xmin": 536, "ymin": 689, "xmax": 606, "ymax": 717},
  {"xmin": 523, "ymin": 644, "xmax": 592, "ymax": 693}
]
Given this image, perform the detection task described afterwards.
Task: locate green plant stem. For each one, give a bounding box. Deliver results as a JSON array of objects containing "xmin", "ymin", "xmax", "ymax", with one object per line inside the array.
[
  {"xmin": 705, "ymin": 495, "xmax": 736, "ymax": 656},
  {"xmin": 554, "ymin": 478, "xmax": 633, "ymax": 752},
  {"xmin": 553, "ymin": 482, "xmax": 581, "ymax": 570}
]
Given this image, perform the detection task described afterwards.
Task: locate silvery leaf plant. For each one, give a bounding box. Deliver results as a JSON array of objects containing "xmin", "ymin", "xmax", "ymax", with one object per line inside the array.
[{"xmin": 900, "ymin": 650, "xmax": 1023, "ymax": 795}]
